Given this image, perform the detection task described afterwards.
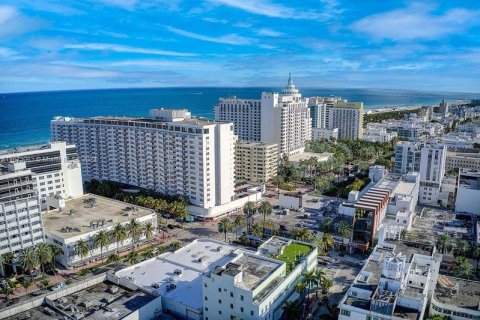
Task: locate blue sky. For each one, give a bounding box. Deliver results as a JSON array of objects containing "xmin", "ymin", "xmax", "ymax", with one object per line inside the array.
[{"xmin": 0, "ymin": 0, "xmax": 479, "ymax": 93}]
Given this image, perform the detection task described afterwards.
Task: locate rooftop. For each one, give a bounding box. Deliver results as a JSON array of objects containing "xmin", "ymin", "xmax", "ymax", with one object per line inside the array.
[
  {"xmin": 459, "ymin": 169, "xmax": 480, "ymax": 190},
  {"xmin": 288, "ymin": 152, "xmax": 332, "ymax": 163},
  {"xmin": 434, "ymin": 275, "xmax": 480, "ymax": 311},
  {"xmin": 5, "ymin": 281, "xmax": 156, "ymax": 320},
  {"xmin": 42, "ymin": 194, "xmax": 154, "ymax": 238},
  {"xmin": 116, "ymin": 238, "xmax": 248, "ymax": 310}
]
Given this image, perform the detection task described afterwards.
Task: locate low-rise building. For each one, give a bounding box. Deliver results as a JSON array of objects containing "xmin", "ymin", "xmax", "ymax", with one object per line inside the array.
[
  {"xmin": 116, "ymin": 237, "xmax": 317, "ymax": 320},
  {"xmin": 429, "ymin": 275, "xmax": 480, "ymax": 320},
  {"xmin": 42, "ymin": 193, "xmax": 157, "ymax": 267},
  {"xmin": 363, "ymin": 124, "xmax": 398, "ymax": 143},
  {"xmin": 455, "ymin": 169, "xmax": 480, "ymax": 215},
  {"xmin": 446, "ymin": 151, "xmax": 480, "ymax": 171},
  {"xmin": 235, "ymin": 141, "xmax": 278, "ymax": 184},
  {"xmin": 311, "ymin": 127, "xmax": 339, "ymax": 141},
  {"xmin": 338, "ymin": 240, "xmax": 441, "ymax": 320}
]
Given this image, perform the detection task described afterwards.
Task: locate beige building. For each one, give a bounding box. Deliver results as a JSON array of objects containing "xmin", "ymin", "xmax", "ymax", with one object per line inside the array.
[
  {"xmin": 235, "ymin": 142, "xmax": 278, "ymax": 183},
  {"xmin": 445, "ymin": 151, "xmax": 480, "ymax": 171},
  {"xmin": 329, "ymin": 102, "xmax": 364, "ymax": 140}
]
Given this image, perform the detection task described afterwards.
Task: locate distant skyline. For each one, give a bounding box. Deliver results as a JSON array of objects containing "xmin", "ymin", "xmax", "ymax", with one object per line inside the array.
[{"xmin": 0, "ymin": 0, "xmax": 479, "ymax": 93}]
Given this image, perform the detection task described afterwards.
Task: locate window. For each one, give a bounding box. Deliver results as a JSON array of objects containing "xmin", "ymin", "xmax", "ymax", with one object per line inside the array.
[
  {"xmin": 204, "ymin": 296, "xmax": 208, "ymax": 301},
  {"xmin": 218, "ymin": 299, "xmax": 222, "ymax": 304},
  {"xmin": 340, "ymin": 309, "xmax": 351, "ymax": 317},
  {"xmin": 240, "ymin": 295, "xmax": 244, "ymax": 301},
  {"xmin": 250, "ymin": 311, "xmax": 254, "ymax": 316},
  {"xmin": 230, "ymin": 292, "xmax": 233, "ymax": 297},
  {"xmin": 230, "ymin": 304, "xmax": 233, "ymax": 309},
  {"xmin": 218, "ymin": 288, "xmax": 221, "ymax": 292},
  {"xmin": 219, "ymin": 311, "xmax": 222, "ymax": 315},
  {"xmin": 241, "ymin": 307, "xmax": 244, "ymax": 312}
]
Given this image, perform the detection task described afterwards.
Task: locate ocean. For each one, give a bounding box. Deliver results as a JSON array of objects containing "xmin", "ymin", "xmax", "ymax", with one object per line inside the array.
[{"xmin": 0, "ymin": 87, "xmax": 477, "ymax": 149}]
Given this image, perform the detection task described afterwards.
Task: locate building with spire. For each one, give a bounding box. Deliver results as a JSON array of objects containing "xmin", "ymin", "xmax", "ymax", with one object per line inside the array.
[{"xmin": 214, "ymin": 74, "xmax": 311, "ymax": 157}]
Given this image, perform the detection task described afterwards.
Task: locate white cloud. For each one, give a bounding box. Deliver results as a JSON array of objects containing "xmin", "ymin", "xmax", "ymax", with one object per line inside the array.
[
  {"xmin": 256, "ymin": 28, "xmax": 283, "ymax": 37},
  {"xmin": 165, "ymin": 26, "xmax": 255, "ymax": 45},
  {"xmin": 64, "ymin": 43, "xmax": 196, "ymax": 56},
  {"xmin": 352, "ymin": 3, "xmax": 480, "ymax": 41},
  {"xmin": 96, "ymin": 0, "xmax": 138, "ymax": 10},
  {"xmin": 207, "ymin": 0, "xmax": 322, "ymax": 20},
  {"xmin": 0, "ymin": 5, "xmax": 43, "ymax": 38}
]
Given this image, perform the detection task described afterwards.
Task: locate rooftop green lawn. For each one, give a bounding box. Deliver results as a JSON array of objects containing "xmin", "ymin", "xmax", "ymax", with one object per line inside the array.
[{"xmin": 276, "ymin": 243, "xmax": 312, "ymax": 272}]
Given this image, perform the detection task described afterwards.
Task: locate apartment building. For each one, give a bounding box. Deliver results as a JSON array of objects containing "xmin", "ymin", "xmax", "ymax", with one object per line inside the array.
[
  {"xmin": 43, "ymin": 194, "xmax": 157, "ymax": 268},
  {"xmin": 51, "ymin": 109, "xmax": 235, "ymax": 213},
  {"xmin": 0, "ymin": 142, "xmax": 84, "ymax": 209},
  {"xmin": 0, "ymin": 163, "xmax": 44, "ymax": 275},
  {"xmin": 235, "ymin": 142, "xmax": 278, "ymax": 184},
  {"xmin": 393, "ymin": 141, "xmax": 421, "ymax": 175},
  {"xmin": 445, "ymin": 151, "xmax": 480, "ymax": 171},
  {"xmin": 311, "ymin": 127, "xmax": 339, "ymax": 141},
  {"xmin": 418, "ymin": 145, "xmax": 447, "ymax": 205},
  {"xmin": 214, "ymin": 75, "xmax": 311, "ymax": 157},
  {"xmin": 362, "ymin": 124, "xmax": 398, "ymax": 143},
  {"xmin": 308, "ymin": 97, "xmax": 364, "ymax": 140},
  {"xmin": 214, "ymin": 98, "xmax": 261, "ymax": 141}
]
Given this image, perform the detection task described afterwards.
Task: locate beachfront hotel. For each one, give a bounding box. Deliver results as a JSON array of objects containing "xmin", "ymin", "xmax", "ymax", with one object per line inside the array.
[
  {"xmin": 51, "ymin": 109, "xmax": 261, "ymax": 218},
  {"xmin": 214, "ymin": 74, "xmax": 311, "ymax": 156},
  {"xmin": 309, "ymin": 97, "xmax": 364, "ymax": 140},
  {"xmin": 116, "ymin": 237, "xmax": 317, "ymax": 320}
]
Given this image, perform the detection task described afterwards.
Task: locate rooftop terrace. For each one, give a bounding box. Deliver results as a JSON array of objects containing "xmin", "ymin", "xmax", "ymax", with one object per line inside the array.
[
  {"xmin": 434, "ymin": 275, "xmax": 480, "ymax": 311},
  {"xmin": 42, "ymin": 194, "xmax": 154, "ymax": 238}
]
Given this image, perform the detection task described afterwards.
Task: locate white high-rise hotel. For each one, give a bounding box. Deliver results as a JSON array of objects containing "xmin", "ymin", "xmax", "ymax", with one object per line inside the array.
[
  {"xmin": 215, "ymin": 74, "xmax": 311, "ymax": 156},
  {"xmin": 51, "ymin": 109, "xmax": 236, "ymax": 212}
]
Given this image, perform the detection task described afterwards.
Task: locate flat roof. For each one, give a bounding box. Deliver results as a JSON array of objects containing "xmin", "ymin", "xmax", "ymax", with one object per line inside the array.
[
  {"xmin": 434, "ymin": 276, "xmax": 480, "ymax": 311},
  {"xmin": 42, "ymin": 194, "xmax": 154, "ymax": 238},
  {"xmin": 5, "ymin": 281, "xmax": 156, "ymax": 320},
  {"xmin": 288, "ymin": 152, "xmax": 332, "ymax": 163},
  {"xmin": 54, "ymin": 115, "xmax": 221, "ymax": 127},
  {"xmin": 116, "ymin": 238, "xmax": 249, "ymax": 310}
]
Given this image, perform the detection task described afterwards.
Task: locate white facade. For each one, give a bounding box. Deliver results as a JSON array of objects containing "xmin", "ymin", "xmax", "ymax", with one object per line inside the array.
[
  {"xmin": 363, "ymin": 124, "xmax": 398, "ymax": 143},
  {"xmin": 51, "ymin": 110, "xmax": 235, "ymax": 211},
  {"xmin": 311, "ymin": 127, "xmax": 339, "ymax": 141},
  {"xmin": 446, "ymin": 151, "xmax": 480, "ymax": 171},
  {"xmin": 0, "ymin": 142, "xmax": 84, "ymax": 209},
  {"xmin": 455, "ymin": 169, "xmax": 480, "ymax": 215},
  {"xmin": 42, "ymin": 194, "xmax": 157, "ymax": 267},
  {"xmin": 214, "ymin": 98, "xmax": 261, "ymax": 141},
  {"xmin": 418, "ymin": 145, "xmax": 447, "ymax": 205},
  {"xmin": 308, "ymin": 97, "xmax": 363, "ymax": 140},
  {"xmin": 0, "ymin": 169, "xmax": 44, "ymax": 262},
  {"xmin": 215, "ymin": 75, "xmax": 311, "ymax": 157},
  {"xmin": 116, "ymin": 237, "xmax": 317, "ymax": 320},
  {"xmin": 338, "ymin": 241, "xmax": 441, "ymax": 320}
]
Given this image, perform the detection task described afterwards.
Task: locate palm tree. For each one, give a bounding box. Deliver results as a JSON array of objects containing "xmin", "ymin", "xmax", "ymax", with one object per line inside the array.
[
  {"xmin": 49, "ymin": 245, "xmax": 62, "ymax": 275},
  {"xmin": 295, "ymin": 280, "xmax": 308, "ymax": 319},
  {"xmin": 282, "ymin": 300, "xmax": 300, "ymax": 320},
  {"xmin": 107, "ymin": 253, "xmax": 120, "ymax": 266},
  {"xmin": 472, "ymin": 244, "xmax": 480, "ymax": 275},
  {"xmin": 291, "ymin": 228, "xmax": 311, "ymax": 242},
  {"xmin": 127, "ymin": 218, "xmax": 142, "ymax": 251},
  {"xmin": 258, "ymin": 201, "xmax": 273, "ymax": 239},
  {"xmin": 400, "ymin": 229, "xmax": 410, "ymax": 241},
  {"xmin": 218, "ymin": 218, "xmax": 234, "ymax": 242},
  {"xmin": 233, "ymin": 215, "xmax": 245, "ymax": 241},
  {"xmin": 250, "ymin": 223, "xmax": 262, "ymax": 238},
  {"xmin": 303, "ymin": 270, "xmax": 318, "ymax": 301},
  {"xmin": 112, "ymin": 223, "xmax": 127, "ymax": 253},
  {"xmin": 243, "ymin": 201, "xmax": 257, "ymax": 233},
  {"xmin": 93, "ymin": 230, "xmax": 110, "ymax": 262},
  {"xmin": 451, "ymin": 256, "xmax": 473, "ymax": 278},
  {"xmin": 320, "ymin": 303, "xmax": 339, "ymax": 320},
  {"xmin": 272, "ymin": 175, "xmax": 284, "ymax": 197},
  {"xmin": 1, "ymin": 252, "xmax": 15, "ymax": 275},
  {"xmin": 18, "ymin": 247, "xmax": 39, "ymax": 275},
  {"xmin": 169, "ymin": 241, "xmax": 181, "ymax": 252},
  {"xmin": 142, "ymin": 249, "xmax": 154, "ymax": 260},
  {"xmin": 320, "ymin": 277, "xmax": 334, "ymax": 295},
  {"xmin": 436, "ymin": 234, "xmax": 452, "ymax": 254},
  {"xmin": 126, "ymin": 251, "xmax": 140, "ymax": 265},
  {"xmin": 20, "ymin": 279, "xmax": 33, "ymax": 294},
  {"xmin": 337, "ymin": 220, "xmax": 352, "ymax": 240},
  {"xmin": 144, "ymin": 222, "xmax": 155, "ymax": 242},
  {"xmin": 453, "ymin": 240, "xmax": 470, "ymax": 257},
  {"xmin": 35, "ymin": 243, "xmax": 52, "ymax": 275},
  {"xmin": 75, "ymin": 239, "xmax": 90, "ymax": 261},
  {"xmin": 320, "ymin": 217, "xmax": 334, "ymax": 233},
  {"xmin": 2, "ymin": 285, "xmax": 13, "ymax": 302},
  {"xmin": 317, "ymin": 233, "xmax": 334, "ymax": 254}
]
